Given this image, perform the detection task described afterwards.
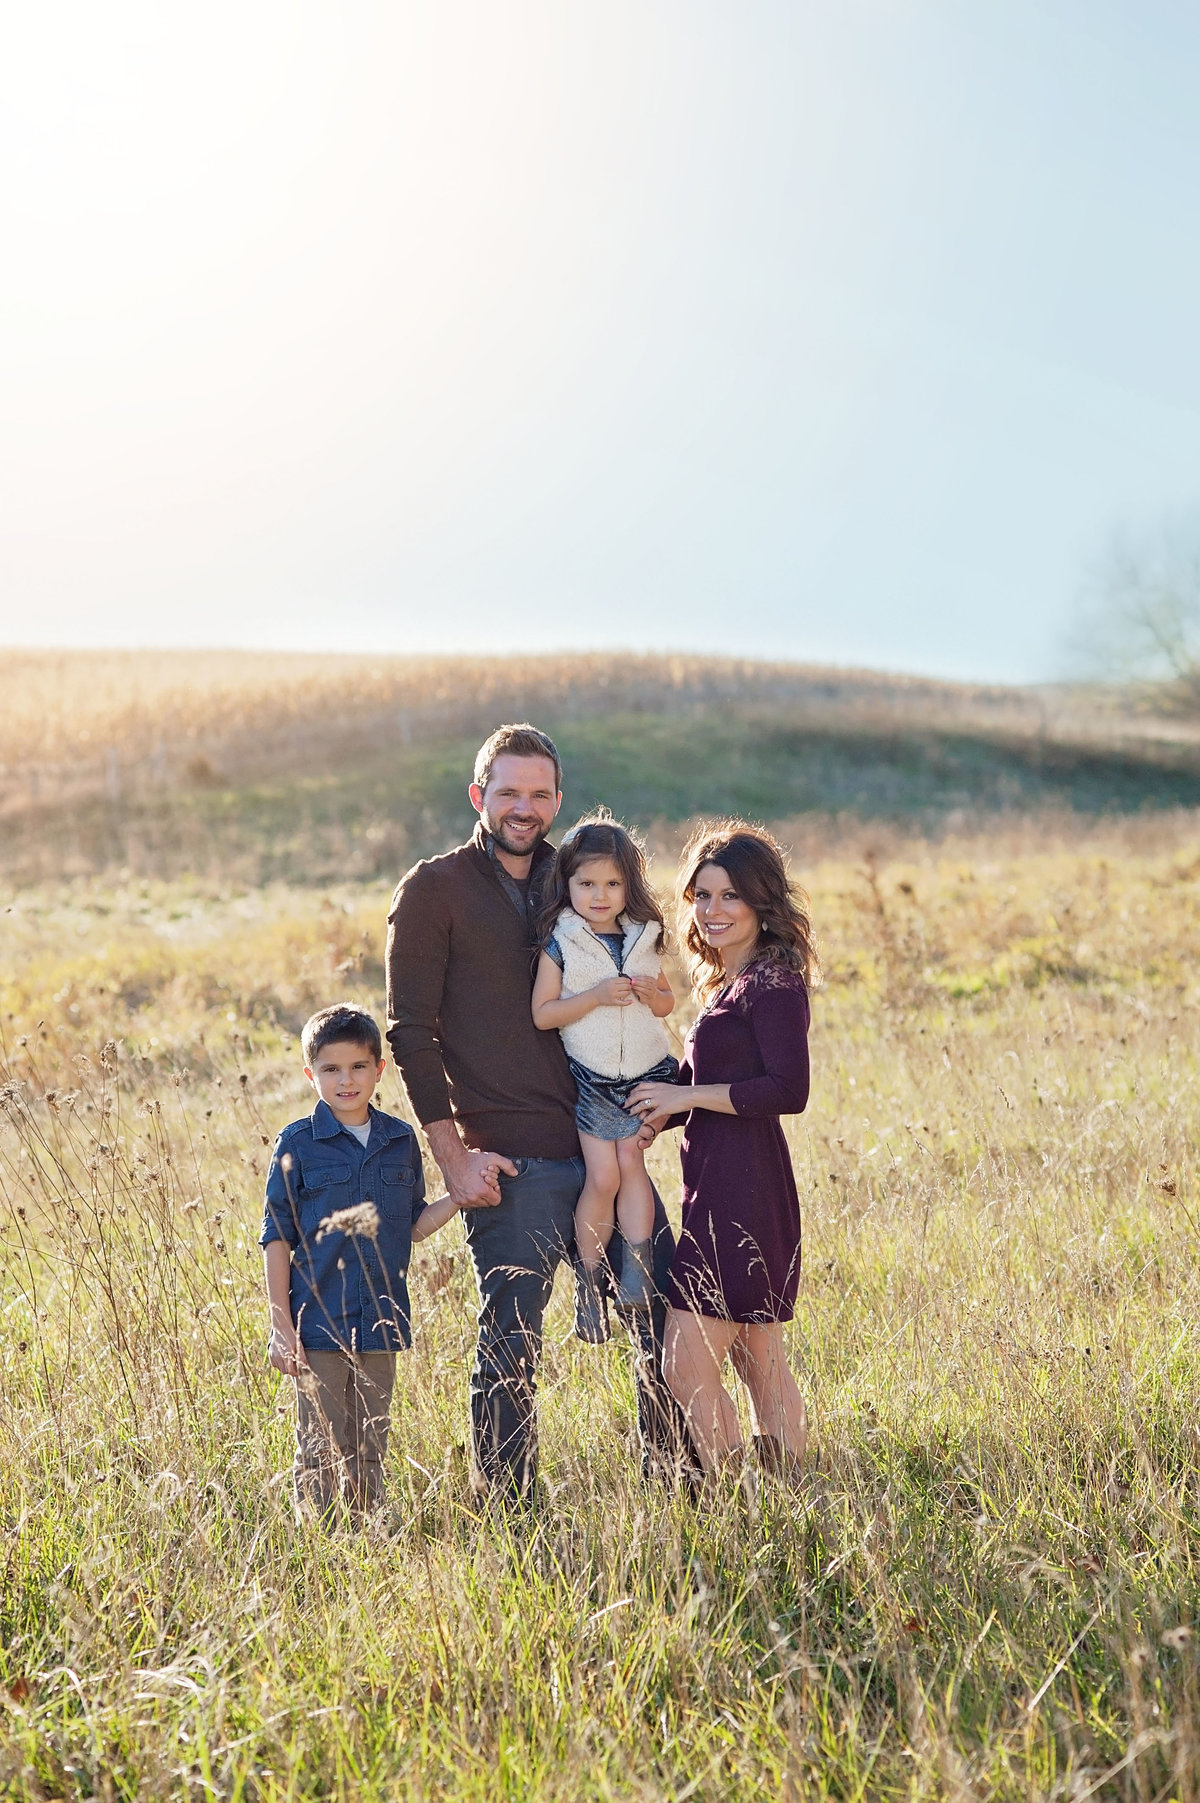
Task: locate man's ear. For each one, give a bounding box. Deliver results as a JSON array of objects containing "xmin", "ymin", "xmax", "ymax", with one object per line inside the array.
[
  {"xmin": 468, "ymin": 783, "xmax": 485, "ymax": 815},
  {"xmin": 553, "ymin": 791, "xmax": 563, "ymax": 818}
]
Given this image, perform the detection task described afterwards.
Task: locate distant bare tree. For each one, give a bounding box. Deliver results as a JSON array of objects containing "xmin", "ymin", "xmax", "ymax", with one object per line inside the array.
[{"xmin": 1069, "ymin": 515, "xmax": 1200, "ymax": 710}]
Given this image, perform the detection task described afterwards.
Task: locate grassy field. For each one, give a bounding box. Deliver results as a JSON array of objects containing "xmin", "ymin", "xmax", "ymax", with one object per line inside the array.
[
  {"xmin": 4, "ymin": 650, "xmax": 1200, "ymax": 887},
  {"xmin": 2, "ymin": 798, "xmax": 1199, "ymax": 1799}
]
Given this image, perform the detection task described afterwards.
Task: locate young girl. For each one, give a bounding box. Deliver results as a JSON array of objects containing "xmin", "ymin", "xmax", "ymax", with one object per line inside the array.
[{"xmin": 532, "ymin": 814, "xmax": 678, "ymax": 1342}]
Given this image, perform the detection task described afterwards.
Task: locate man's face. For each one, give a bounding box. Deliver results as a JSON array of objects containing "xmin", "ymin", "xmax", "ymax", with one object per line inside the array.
[{"xmin": 469, "ymin": 754, "xmax": 561, "ymax": 861}]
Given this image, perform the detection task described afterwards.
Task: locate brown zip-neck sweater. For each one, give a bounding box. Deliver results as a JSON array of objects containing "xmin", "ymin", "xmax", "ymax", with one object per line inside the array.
[{"xmin": 385, "ymin": 823, "xmax": 579, "ymax": 1160}]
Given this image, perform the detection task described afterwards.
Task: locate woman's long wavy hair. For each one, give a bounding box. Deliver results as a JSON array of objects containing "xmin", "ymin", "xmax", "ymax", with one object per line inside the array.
[
  {"xmin": 677, "ymin": 821, "xmax": 820, "ymax": 1001},
  {"xmin": 536, "ymin": 811, "xmax": 667, "ymax": 954}
]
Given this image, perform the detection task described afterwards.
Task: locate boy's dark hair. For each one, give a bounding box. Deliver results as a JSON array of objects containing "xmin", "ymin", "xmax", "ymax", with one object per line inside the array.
[
  {"xmin": 301, "ymin": 1005, "xmax": 382, "ymax": 1066},
  {"xmin": 535, "ymin": 810, "xmax": 666, "ymax": 954},
  {"xmin": 473, "ymin": 723, "xmax": 562, "ymax": 795}
]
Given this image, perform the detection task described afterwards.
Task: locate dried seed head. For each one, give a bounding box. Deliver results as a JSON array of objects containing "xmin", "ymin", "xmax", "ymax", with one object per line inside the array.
[{"xmin": 316, "ymin": 1202, "xmax": 381, "ymax": 1243}]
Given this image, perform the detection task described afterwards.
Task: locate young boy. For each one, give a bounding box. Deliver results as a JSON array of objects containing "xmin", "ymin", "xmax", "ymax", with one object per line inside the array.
[{"xmin": 260, "ymin": 1003, "xmax": 459, "ymax": 1521}]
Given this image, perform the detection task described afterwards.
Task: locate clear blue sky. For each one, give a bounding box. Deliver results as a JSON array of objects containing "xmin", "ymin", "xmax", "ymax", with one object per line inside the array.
[{"xmin": 2, "ymin": 0, "xmax": 1199, "ymax": 681}]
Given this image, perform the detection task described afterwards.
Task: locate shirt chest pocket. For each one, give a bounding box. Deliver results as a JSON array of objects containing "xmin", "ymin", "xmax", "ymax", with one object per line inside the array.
[
  {"xmin": 376, "ymin": 1164, "xmax": 416, "ymax": 1218},
  {"xmin": 298, "ymin": 1162, "xmax": 353, "ymax": 1232}
]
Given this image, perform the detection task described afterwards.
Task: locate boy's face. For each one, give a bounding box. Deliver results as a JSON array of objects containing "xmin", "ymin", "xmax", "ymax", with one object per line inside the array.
[{"xmin": 304, "ymin": 1040, "xmax": 385, "ymax": 1126}]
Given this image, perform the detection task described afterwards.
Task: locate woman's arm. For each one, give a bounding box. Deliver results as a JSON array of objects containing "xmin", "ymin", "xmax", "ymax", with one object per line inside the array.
[
  {"xmin": 531, "ymin": 951, "xmax": 634, "ymax": 1030},
  {"xmin": 726, "ymin": 981, "xmax": 811, "ymax": 1117},
  {"xmin": 628, "ymin": 1079, "xmax": 736, "ymax": 1128}
]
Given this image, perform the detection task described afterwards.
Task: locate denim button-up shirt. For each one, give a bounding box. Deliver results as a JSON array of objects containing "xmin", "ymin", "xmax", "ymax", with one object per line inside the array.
[{"xmin": 259, "ymin": 1100, "xmax": 426, "ymax": 1352}]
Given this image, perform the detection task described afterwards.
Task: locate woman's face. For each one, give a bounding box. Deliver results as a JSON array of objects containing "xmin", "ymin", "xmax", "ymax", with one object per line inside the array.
[{"xmin": 691, "ymin": 863, "xmax": 759, "ymax": 967}]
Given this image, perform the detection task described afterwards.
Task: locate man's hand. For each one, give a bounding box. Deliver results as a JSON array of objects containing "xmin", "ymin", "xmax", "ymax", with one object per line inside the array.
[
  {"xmin": 425, "ymin": 1120, "xmax": 515, "ymax": 1209},
  {"xmin": 593, "ymin": 975, "xmax": 635, "ymax": 1007},
  {"xmin": 446, "ymin": 1146, "xmax": 517, "ymax": 1209},
  {"xmin": 268, "ymin": 1323, "xmax": 307, "ymax": 1377}
]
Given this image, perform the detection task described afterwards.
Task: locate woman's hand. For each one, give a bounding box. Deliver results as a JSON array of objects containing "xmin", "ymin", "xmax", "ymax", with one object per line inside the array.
[{"xmin": 627, "ymin": 1078, "xmax": 689, "ymax": 1132}]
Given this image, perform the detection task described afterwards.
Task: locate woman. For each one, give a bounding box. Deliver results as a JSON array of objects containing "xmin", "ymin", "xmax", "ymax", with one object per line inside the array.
[{"xmin": 630, "ymin": 822, "xmax": 818, "ymax": 1480}]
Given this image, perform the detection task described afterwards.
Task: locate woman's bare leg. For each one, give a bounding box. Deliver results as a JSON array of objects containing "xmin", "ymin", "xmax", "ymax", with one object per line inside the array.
[
  {"xmin": 575, "ymin": 1133, "xmax": 621, "ymax": 1271},
  {"xmin": 662, "ymin": 1308, "xmax": 743, "ymax": 1472},
  {"xmin": 731, "ymin": 1323, "xmax": 808, "ymax": 1461}
]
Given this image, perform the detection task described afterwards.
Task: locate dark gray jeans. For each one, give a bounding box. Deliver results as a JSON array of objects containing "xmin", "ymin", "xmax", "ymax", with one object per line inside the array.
[{"xmin": 462, "ymin": 1154, "xmax": 693, "ymax": 1499}]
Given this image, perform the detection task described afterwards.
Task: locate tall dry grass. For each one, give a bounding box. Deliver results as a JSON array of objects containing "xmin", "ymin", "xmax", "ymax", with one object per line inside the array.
[
  {"xmin": 6, "ymin": 649, "xmax": 1200, "ymax": 899},
  {"xmin": 1, "ymin": 647, "xmax": 1169, "ymax": 817},
  {"xmin": 1, "ymin": 822, "xmax": 1199, "ymax": 1797}
]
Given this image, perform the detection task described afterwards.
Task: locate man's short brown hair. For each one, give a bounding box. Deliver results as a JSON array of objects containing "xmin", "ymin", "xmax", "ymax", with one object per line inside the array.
[
  {"xmin": 301, "ymin": 1005, "xmax": 382, "ymax": 1067},
  {"xmin": 473, "ymin": 724, "xmax": 562, "ymax": 795}
]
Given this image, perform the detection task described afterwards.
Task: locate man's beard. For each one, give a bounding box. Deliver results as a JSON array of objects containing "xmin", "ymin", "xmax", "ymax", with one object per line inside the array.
[{"xmin": 483, "ymin": 813, "xmax": 550, "ymax": 858}]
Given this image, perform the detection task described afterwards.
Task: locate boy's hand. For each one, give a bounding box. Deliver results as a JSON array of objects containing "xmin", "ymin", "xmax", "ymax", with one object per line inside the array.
[
  {"xmin": 629, "ymin": 975, "xmax": 659, "ymax": 1006},
  {"xmin": 593, "ymin": 976, "xmax": 635, "ymax": 1007},
  {"xmin": 268, "ymin": 1325, "xmax": 307, "ymax": 1377}
]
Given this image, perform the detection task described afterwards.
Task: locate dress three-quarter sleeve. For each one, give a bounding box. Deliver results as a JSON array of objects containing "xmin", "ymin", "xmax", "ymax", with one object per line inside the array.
[{"xmin": 728, "ymin": 979, "xmax": 811, "ymax": 1118}]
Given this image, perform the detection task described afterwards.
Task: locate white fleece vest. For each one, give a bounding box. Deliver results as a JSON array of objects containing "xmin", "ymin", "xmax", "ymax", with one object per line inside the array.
[{"xmin": 554, "ymin": 908, "xmax": 671, "ymax": 1080}]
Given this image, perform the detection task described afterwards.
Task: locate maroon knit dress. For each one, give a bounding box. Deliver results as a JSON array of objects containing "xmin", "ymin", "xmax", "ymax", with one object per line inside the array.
[{"xmin": 664, "ymin": 960, "xmax": 810, "ymax": 1324}]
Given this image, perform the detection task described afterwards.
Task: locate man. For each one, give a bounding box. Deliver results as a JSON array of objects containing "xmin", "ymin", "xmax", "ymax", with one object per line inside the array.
[{"xmin": 386, "ymin": 722, "xmax": 689, "ymax": 1501}]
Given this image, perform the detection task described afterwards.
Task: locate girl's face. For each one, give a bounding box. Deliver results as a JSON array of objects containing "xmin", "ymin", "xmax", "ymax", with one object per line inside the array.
[
  {"xmin": 691, "ymin": 863, "xmax": 759, "ymax": 969},
  {"xmin": 569, "ymin": 856, "xmax": 626, "ymax": 930}
]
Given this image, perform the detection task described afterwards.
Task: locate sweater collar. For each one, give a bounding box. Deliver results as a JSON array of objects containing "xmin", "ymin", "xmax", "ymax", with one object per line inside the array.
[{"xmin": 472, "ymin": 819, "xmax": 556, "ymax": 926}]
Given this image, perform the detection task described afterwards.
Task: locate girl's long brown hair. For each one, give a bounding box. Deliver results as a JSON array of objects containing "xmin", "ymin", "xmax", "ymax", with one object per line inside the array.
[
  {"xmin": 536, "ymin": 811, "xmax": 667, "ymax": 953},
  {"xmin": 677, "ymin": 821, "xmax": 820, "ymax": 1000}
]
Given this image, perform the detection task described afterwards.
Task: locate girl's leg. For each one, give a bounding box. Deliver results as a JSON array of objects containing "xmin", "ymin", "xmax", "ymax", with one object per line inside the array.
[
  {"xmin": 730, "ymin": 1323, "xmax": 808, "ymax": 1464},
  {"xmin": 574, "ymin": 1133, "xmax": 621, "ymax": 1270},
  {"xmin": 612, "ymin": 1135, "xmax": 656, "ymax": 1310},
  {"xmin": 574, "ymin": 1133, "xmax": 619, "ymax": 1343},
  {"xmin": 613, "ymin": 1135, "xmax": 654, "ymax": 1245},
  {"xmin": 662, "ymin": 1308, "xmax": 743, "ymax": 1473}
]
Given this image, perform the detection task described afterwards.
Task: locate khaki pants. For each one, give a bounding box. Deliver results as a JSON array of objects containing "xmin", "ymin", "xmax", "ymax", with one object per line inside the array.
[{"xmin": 293, "ymin": 1350, "xmax": 396, "ymax": 1519}]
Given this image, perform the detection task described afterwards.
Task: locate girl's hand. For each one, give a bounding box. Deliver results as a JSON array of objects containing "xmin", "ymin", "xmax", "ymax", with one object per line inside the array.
[
  {"xmin": 629, "ymin": 974, "xmax": 659, "ymax": 1006},
  {"xmin": 593, "ymin": 975, "xmax": 635, "ymax": 1007}
]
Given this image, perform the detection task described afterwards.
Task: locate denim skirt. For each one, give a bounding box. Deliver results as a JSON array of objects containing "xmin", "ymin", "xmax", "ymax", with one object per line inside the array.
[{"xmin": 567, "ymin": 1053, "xmax": 680, "ymax": 1141}]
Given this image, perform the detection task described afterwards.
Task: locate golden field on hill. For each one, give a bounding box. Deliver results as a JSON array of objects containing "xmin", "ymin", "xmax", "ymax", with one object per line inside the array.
[
  {"xmin": 5, "ymin": 648, "xmax": 1200, "ymax": 896},
  {"xmin": 0, "ymin": 646, "xmax": 1178, "ymax": 814},
  {"xmin": 2, "ymin": 803, "xmax": 1199, "ymax": 1799}
]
